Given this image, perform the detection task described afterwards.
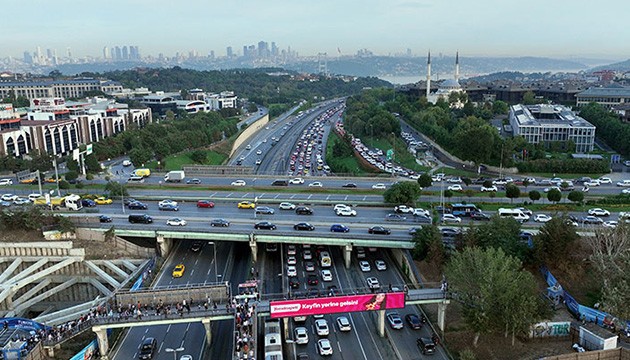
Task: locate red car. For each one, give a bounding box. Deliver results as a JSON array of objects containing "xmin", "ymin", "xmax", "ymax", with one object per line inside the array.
[{"xmin": 197, "ymin": 200, "xmax": 215, "ymax": 208}]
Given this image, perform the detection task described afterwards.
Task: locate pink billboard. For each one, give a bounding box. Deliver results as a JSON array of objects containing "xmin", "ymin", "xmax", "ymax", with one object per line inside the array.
[{"xmin": 270, "ymin": 292, "xmax": 405, "ymax": 318}]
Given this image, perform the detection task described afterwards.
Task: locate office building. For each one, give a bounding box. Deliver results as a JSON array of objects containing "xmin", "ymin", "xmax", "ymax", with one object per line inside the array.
[{"xmin": 575, "ymin": 86, "xmax": 630, "ymax": 109}]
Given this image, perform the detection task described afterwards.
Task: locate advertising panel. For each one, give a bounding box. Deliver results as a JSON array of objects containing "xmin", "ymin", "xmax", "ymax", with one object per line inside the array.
[{"xmin": 270, "ymin": 292, "xmax": 405, "ymax": 318}]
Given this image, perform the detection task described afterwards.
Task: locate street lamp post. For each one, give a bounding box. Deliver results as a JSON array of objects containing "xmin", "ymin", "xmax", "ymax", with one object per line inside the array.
[
  {"xmin": 208, "ymin": 242, "xmax": 218, "ymax": 283},
  {"xmin": 165, "ymin": 347, "xmax": 184, "ymax": 360}
]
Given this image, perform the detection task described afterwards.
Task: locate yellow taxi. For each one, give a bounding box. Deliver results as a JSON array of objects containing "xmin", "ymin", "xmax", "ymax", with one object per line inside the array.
[
  {"xmin": 94, "ymin": 197, "xmax": 113, "ymax": 205},
  {"xmin": 45, "ymin": 177, "xmax": 59, "ymax": 183},
  {"xmin": 172, "ymin": 264, "xmax": 185, "ymax": 278},
  {"xmin": 19, "ymin": 178, "xmax": 37, "ymax": 184},
  {"xmin": 237, "ymin": 201, "xmax": 255, "ymax": 209}
]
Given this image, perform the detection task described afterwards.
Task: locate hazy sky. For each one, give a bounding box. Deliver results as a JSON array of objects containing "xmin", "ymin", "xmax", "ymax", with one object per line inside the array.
[{"xmin": 2, "ymin": 0, "xmax": 627, "ymax": 59}]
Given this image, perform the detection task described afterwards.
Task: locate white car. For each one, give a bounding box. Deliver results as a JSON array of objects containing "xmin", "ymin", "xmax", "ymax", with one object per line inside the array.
[
  {"xmin": 28, "ymin": 193, "xmax": 43, "ymax": 202},
  {"xmin": 481, "ymin": 185, "xmax": 498, "ymax": 192},
  {"xmin": 287, "ymin": 256, "xmax": 297, "ymax": 265},
  {"xmin": 441, "ymin": 214, "xmax": 462, "ymax": 223},
  {"xmin": 13, "ymin": 197, "xmax": 30, "ymax": 205},
  {"xmin": 159, "ymin": 199, "xmax": 178, "ymax": 207},
  {"xmin": 603, "ymin": 221, "xmax": 618, "ymax": 228},
  {"xmin": 372, "ymin": 183, "xmax": 386, "ymax": 190},
  {"xmin": 598, "ymin": 177, "xmax": 612, "ymax": 184},
  {"xmin": 394, "ymin": 205, "xmax": 414, "ymax": 214},
  {"xmin": 622, "ymin": 188, "xmax": 630, "ymax": 194},
  {"xmin": 447, "ymin": 184, "xmax": 463, "ymax": 191},
  {"xmin": 413, "ymin": 208, "xmax": 431, "ymax": 217},
  {"xmin": 179, "ymin": 356, "xmax": 193, "ymax": 360},
  {"xmin": 448, "ymin": 177, "xmax": 462, "ymax": 183},
  {"xmin": 315, "ymin": 319, "xmax": 330, "ymax": 336},
  {"xmin": 279, "ymin": 202, "xmax": 296, "ymax": 210},
  {"xmin": 336, "ymin": 207, "xmax": 357, "ymax": 216},
  {"xmin": 544, "ymin": 186, "xmax": 561, "ymax": 193},
  {"xmin": 231, "ymin": 180, "xmax": 247, "ymax": 186},
  {"xmin": 534, "ymin": 214, "xmax": 552, "ymax": 223},
  {"xmin": 359, "ymin": 260, "xmax": 371, "ymax": 272},
  {"xmin": 321, "ymin": 269, "xmax": 333, "ymax": 281},
  {"xmin": 166, "ymin": 218, "xmax": 187, "ymax": 226},
  {"xmin": 367, "ymin": 277, "xmax": 380, "ymax": 289},
  {"xmin": 336, "ymin": 316, "xmax": 351, "ymax": 332},
  {"xmin": 0, "ymin": 179, "xmax": 13, "ymax": 186},
  {"xmin": 255, "ymin": 159, "xmax": 261, "ymax": 165},
  {"xmin": 287, "ymin": 266, "xmax": 297, "ymax": 277},
  {"xmin": 588, "ymin": 208, "xmax": 610, "ymax": 216},
  {"xmin": 308, "ymin": 181, "xmax": 323, "ymax": 187},
  {"xmin": 256, "ymin": 150, "xmax": 262, "ymax": 155},
  {"xmin": 294, "ymin": 327, "xmax": 309, "ymax": 344},
  {"xmin": 1, "ymin": 194, "xmax": 18, "ymax": 202},
  {"xmin": 333, "ymin": 204, "xmax": 351, "ymax": 212},
  {"xmin": 584, "ymin": 179, "xmax": 601, "ymax": 187},
  {"xmin": 617, "ymin": 180, "xmax": 630, "ymax": 187},
  {"xmin": 375, "ymin": 260, "xmax": 387, "ymax": 271},
  {"xmin": 318, "ymin": 339, "xmax": 333, "ymax": 356},
  {"xmin": 289, "ymin": 178, "xmax": 304, "ymax": 184}
]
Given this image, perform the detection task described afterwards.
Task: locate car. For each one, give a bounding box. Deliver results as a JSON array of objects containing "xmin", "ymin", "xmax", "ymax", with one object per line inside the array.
[
  {"xmin": 413, "ymin": 208, "xmax": 431, "ymax": 218},
  {"xmin": 255, "ymin": 206, "xmax": 275, "ymax": 215},
  {"xmin": 99, "ymin": 215, "xmax": 113, "ymax": 223},
  {"xmin": 441, "ymin": 214, "xmax": 461, "ymax": 223},
  {"xmin": 588, "ymin": 208, "xmax": 610, "ymax": 216},
  {"xmin": 372, "ymin": 183, "xmax": 387, "ymax": 190},
  {"xmin": 121, "ymin": 160, "xmax": 132, "ymax": 167},
  {"xmin": 0, "ymin": 179, "xmax": 13, "ymax": 186},
  {"xmin": 408, "ymin": 227, "xmax": 422, "ymax": 235},
  {"xmin": 335, "ymin": 207, "xmax": 357, "ymax": 216},
  {"xmin": 172, "ymin": 264, "xmax": 185, "ymax": 278},
  {"xmin": 128, "ymin": 201, "xmax": 148, "ymax": 210},
  {"xmin": 447, "ymin": 184, "xmax": 463, "ymax": 191},
  {"xmin": 138, "ymin": 337, "xmax": 157, "ymax": 360},
  {"xmin": 481, "ymin": 185, "xmax": 498, "ymax": 192},
  {"xmin": 534, "ymin": 214, "xmax": 553, "ymax": 223},
  {"xmin": 297, "ymin": 353, "xmax": 310, "ymax": 360},
  {"xmin": 94, "ymin": 197, "xmax": 113, "ymax": 205},
  {"xmin": 196, "ymin": 200, "xmax": 214, "ymax": 208},
  {"xmin": 159, "ymin": 203, "xmax": 179, "ymax": 211},
  {"xmin": 616, "ymin": 180, "xmax": 630, "ymax": 187},
  {"xmin": 359, "ymin": 260, "xmax": 371, "ymax": 272},
  {"xmin": 190, "ymin": 241, "xmax": 203, "ymax": 252},
  {"xmin": 289, "ymin": 278, "xmax": 300, "ymax": 289},
  {"xmin": 385, "ymin": 213, "xmax": 406, "ymax": 222},
  {"xmin": 287, "ymin": 256, "xmax": 297, "ymax": 265},
  {"xmin": 28, "ymin": 193, "xmax": 43, "ymax": 202},
  {"xmin": 186, "ymin": 178, "xmax": 201, "ymax": 184},
  {"xmin": 179, "ymin": 355, "xmax": 193, "ymax": 360},
  {"xmin": 289, "ymin": 178, "xmax": 304, "ymax": 185},
  {"xmin": 387, "ymin": 312, "xmax": 404, "ymax": 329},
  {"xmin": 294, "ymin": 222, "xmax": 315, "ymax": 231},
  {"xmin": 544, "ymin": 186, "xmax": 561, "ymax": 193},
  {"xmin": 516, "ymin": 207, "xmax": 533, "ymax": 216},
  {"xmin": 582, "ymin": 216, "xmax": 604, "ymax": 225},
  {"xmin": 81, "ymin": 199, "xmax": 96, "ymax": 207},
  {"xmin": 440, "ymin": 227, "xmax": 461, "ymax": 237},
  {"xmin": 603, "ymin": 220, "xmax": 618, "ymax": 228},
  {"xmin": 368, "ymin": 226, "xmax": 391, "ymax": 235},
  {"xmin": 405, "ymin": 314, "xmax": 423, "ymax": 329},
  {"xmin": 254, "ymin": 221, "xmax": 276, "ymax": 230},
  {"xmin": 231, "ymin": 180, "xmax": 247, "ymax": 186},
  {"xmin": 307, "ymin": 274, "xmax": 319, "ymax": 285},
  {"xmin": 317, "ymin": 339, "xmax": 333, "ymax": 356},
  {"xmin": 342, "ymin": 183, "xmax": 357, "ymax": 188},
  {"xmin": 287, "ymin": 244, "xmax": 297, "ymax": 255},
  {"xmin": 367, "ymin": 277, "xmax": 380, "ymax": 289},
  {"xmin": 256, "ymin": 150, "xmax": 262, "ymax": 155},
  {"xmin": 287, "ymin": 265, "xmax": 297, "ymax": 277},
  {"xmin": 304, "ymin": 262, "xmax": 315, "ymax": 272},
  {"xmin": 315, "ymin": 319, "xmax": 330, "ymax": 336},
  {"xmin": 12, "ymin": 197, "xmax": 30, "ymax": 205},
  {"xmin": 336, "ymin": 316, "xmax": 351, "ymax": 332},
  {"xmin": 375, "ymin": 260, "xmax": 387, "ymax": 271},
  {"xmin": 470, "ymin": 211, "xmax": 491, "ymax": 221},
  {"xmin": 308, "ymin": 181, "xmax": 323, "ymax": 187},
  {"xmin": 598, "ymin": 177, "xmax": 612, "ymax": 184},
  {"xmin": 625, "ymin": 160, "xmax": 630, "ymax": 167},
  {"xmin": 623, "ymin": 188, "xmax": 630, "ymax": 194},
  {"xmin": 279, "ymin": 202, "xmax": 296, "ymax": 210},
  {"xmin": 321, "ymin": 269, "xmax": 333, "ymax": 282},
  {"xmin": 295, "ymin": 206, "xmax": 313, "ymax": 215},
  {"xmin": 394, "ymin": 205, "xmax": 414, "ymax": 214},
  {"xmin": 294, "ymin": 327, "xmax": 309, "ymax": 344},
  {"xmin": 333, "ymin": 203, "xmax": 351, "ymax": 212},
  {"xmin": 417, "ymin": 337, "xmax": 436, "ymax": 355},
  {"xmin": 210, "ymin": 218, "xmax": 230, "ymax": 227},
  {"xmin": 584, "ymin": 179, "xmax": 601, "ymax": 187},
  {"xmin": 166, "ymin": 218, "xmax": 187, "ymax": 226},
  {"xmin": 330, "ymin": 224, "xmax": 350, "ymax": 233},
  {"xmin": 237, "ymin": 201, "xmax": 255, "ymax": 209},
  {"xmin": 159, "ymin": 199, "xmax": 178, "ymax": 207}
]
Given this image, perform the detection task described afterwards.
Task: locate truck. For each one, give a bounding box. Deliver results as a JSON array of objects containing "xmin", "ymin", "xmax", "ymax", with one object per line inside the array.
[
  {"xmin": 164, "ymin": 170, "xmax": 185, "ymax": 183},
  {"xmin": 33, "ymin": 194, "xmax": 83, "ymax": 211},
  {"xmin": 133, "ymin": 168, "xmax": 151, "ymax": 178}
]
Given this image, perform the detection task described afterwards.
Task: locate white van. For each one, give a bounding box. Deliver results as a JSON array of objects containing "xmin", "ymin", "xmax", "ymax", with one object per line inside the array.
[{"xmin": 497, "ymin": 208, "xmax": 530, "ymax": 222}]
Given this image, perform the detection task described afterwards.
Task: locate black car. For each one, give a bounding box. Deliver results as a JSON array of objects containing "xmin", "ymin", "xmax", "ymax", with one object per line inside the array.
[
  {"xmin": 405, "ymin": 314, "xmax": 422, "ymax": 329},
  {"xmin": 440, "ymin": 228, "xmax": 461, "ymax": 237},
  {"xmin": 128, "ymin": 201, "xmax": 148, "ymax": 210},
  {"xmin": 295, "ymin": 206, "xmax": 313, "ymax": 215},
  {"xmin": 138, "ymin": 337, "xmax": 157, "ymax": 359},
  {"xmin": 470, "ymin": 211, "xmax": 491, "ymax": 221},
  {"xmin": 368, "ymin": 226, "xmax": 391, "ymax": 235},
  {"xmin": 416, "ymin": 337, "xmax": 436, "ymax": 355},
  {"xmin": 307, "ymin": 274, "xmax": 319, "ymax": 286},
  {"xmin": 123, "ymin": 198, "xmax": 137, "ymax": 206},
  {"xmin": 82, "ymin": 199, "xmax": 96, "ymax": 207},
  {"xmin": 254, "ymin": 221, "xmax": 276, "ymax": 230},
  {"xmin": 294, "ymin": 222, "xmax": 315, "ymax": 231},
  {"xmin": 190, "ymin": 241, "xmax": 203, "ymax": 252},
  {"xmin": 99, "ymin": 215, "xmax": 113, "ymax": 223},
  {"xmin": 342, "ymin": 183, "xmax": 357, "ymax": 188},
  {"xmin": 186, "ymin": 178, "xmax": 201, "ymax": 184},
  {"xmin": 210, "ymin": 218, "xmax": 230, "ymax": 227},
  {"xmin": 289, "ymin": 278, "xmax": 300, "ymax": 289},
  {"xmin": 158, "ymin": 204, "xmax": 179, "ymax": 211}
]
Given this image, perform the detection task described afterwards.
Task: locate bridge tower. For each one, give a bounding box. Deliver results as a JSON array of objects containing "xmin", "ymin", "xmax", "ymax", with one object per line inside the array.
[{"xmin": 317, "ymin": 53, "xmax": 328, "ymax": 76}]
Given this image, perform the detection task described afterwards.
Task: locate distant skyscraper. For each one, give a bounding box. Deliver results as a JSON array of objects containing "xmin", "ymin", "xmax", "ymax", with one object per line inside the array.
[
  {"xmin": 271, "ymin": 42, "xmax": 278, "ymax": 57},
  {"xmin": 103, "ymin": 46, "xmax": 110, "ymax": 59},
  {"xmin": 66, "ymin": 47, "xmax": 72, "ymax": 58},
  {"xmin": 23, "ymin": 51, "xmax": 33, "ymax": 65},
  {"xmin": 114, "ymin": 46, "xmax": 122, "ymax": 60},
  {"xmin": 257, "ymin": 41, "xmax": 268, "ymax": 57},
  {"xmin": 46, "ymin": 49, "xmax": 53, "ymax": 59},
  {"xmin": 130, "ymin": 46, "xmax": 140, "ymax": 60},
  {"xmin": 209, "ymin": 50, "xmax": 215, "ymax": 59},
  {"xmin": 122, "ymin": 46, "xmax": 129, "ymax": 60},
  {"xmin": 227, "ymin": 46, "xmax": 233, "ymax": 58}
]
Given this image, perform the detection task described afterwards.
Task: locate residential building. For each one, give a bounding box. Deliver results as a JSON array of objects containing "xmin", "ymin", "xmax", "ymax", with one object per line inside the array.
[
  {"xmin": 575, "ymin": 86, "xmax": 630, "ymax": 109},
  {"xmin": 0, "ymin": 79, "xmax": 123, "ymax": 100}
]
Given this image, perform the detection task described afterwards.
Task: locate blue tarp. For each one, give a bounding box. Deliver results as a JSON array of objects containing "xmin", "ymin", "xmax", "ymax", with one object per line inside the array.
[{"xmin": 0, "ymin": 317, "xmax": 50, "ymax": 332}]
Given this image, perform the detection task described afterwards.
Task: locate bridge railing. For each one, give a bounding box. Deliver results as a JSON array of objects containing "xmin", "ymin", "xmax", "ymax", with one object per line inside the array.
[{"xmin": 114, "ymin": 283, "xmax": 229, "ymax": 309}]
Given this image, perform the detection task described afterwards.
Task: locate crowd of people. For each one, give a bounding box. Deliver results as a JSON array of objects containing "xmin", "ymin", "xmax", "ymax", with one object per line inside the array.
[{"xmin": 233, "ymin": 296, "xmax": 256, "ymax": 360}]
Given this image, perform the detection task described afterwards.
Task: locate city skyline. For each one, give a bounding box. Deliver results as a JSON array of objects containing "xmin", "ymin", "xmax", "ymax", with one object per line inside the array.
[{"xmin": 1, "ymin": 0, "xmax": 627, "ymax": 60}]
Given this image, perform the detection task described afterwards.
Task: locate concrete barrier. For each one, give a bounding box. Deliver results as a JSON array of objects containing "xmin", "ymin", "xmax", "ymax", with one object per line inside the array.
[{"xmin": 230, "ymin": 114, "xmax": 269, "ymax": 157}]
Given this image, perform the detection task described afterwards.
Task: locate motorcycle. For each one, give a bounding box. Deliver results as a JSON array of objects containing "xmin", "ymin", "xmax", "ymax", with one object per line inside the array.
[{"xmin": 432, "ymin": 333, "xmax": 440, "ymax": 346}]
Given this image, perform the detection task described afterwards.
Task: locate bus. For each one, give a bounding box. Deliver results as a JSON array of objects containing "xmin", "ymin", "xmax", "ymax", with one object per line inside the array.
[
  {"xmin": 497, "ymin": 208, "xmax": 530, "ymax": 223},
  {"xmin": 319, "ymin": 251, "xmax": 332, "ymax": 268},
  {"xmin": 235, "ymin": 280, "xmax": 259, "ymax": 300},
  {"xmin": 450, "ymin": 203, "xmax": 479, "ymax": 217},
  {"xmin": 264, "ymin": 319, "xmax": 283, "ymax": 360}
]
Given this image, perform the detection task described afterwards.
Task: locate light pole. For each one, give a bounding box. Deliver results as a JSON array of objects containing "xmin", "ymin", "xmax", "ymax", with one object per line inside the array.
[
  {"xmin": 208, "ymin": 242, "xmax": 218, "ymax": 283},
  {"xmin": 165, "ymin": 347, "xmax": 184, "ymax": 360}
]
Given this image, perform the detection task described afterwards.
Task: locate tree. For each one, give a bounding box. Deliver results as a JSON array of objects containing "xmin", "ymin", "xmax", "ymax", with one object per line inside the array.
[
  {"xmin": 505, "ymin": 184, "xmax": 521, "ymax": 203},
  {"xmin": 443, "ymin": 189, "xmax": 453, "ymax": 200},
  {"xmin": 464, "ymin": 216, "xmax": 527, "ymax": 260},
  {"xmin": 417, "ymin": 174, "xmax": 433, "ymax": 188},
  {"xmin": 522, "ymin": 91, "xmax": 537, "ymax": 105},
  {"xmin": 383, "ymin": 181, "xmax": 422, "ymax": 205},
  {"xmin": 104, "ymin": 181, "xmax": 129, "ymax": 197},
  {"xmin": 64, "ymin": 171, "xmax": 78, "ymax": 182},
  {"xmin": 411, "ymin": 225, "xmax": 442, "ymax": 261},
  {"xmin": 446, "ymin": 247, "xmax": 542, "ymax": 347},
  {"xmin": 567, "ymin": 190, "xmax": 584, "ymax": 204},
  {"xmin": 529, "ymin": 190, "xmax": 541, "ymax": 203},
  {"xmin": 84, "ymin": 155, "xmax": 101, "ymax": 173},
  {"xmin": 482, "ymin": 180, "xmax": 492, "ymax": 189},
  {"xmin": 129, "ymin": 147, "xmax": 152, "ymax": 167},
  {"xmin": 492, "ymin": 100, "xmax": 509, "ymax": 115},
  {"xmin": 462, "ymin": 177, "xmax": 472, "ymax": 186},
  {"xmin": 534, "ymin": 216, "xmax": 580, "ymax": 266},
  {"xmin": 189, "ymin": 150, "xmax": 207, "ymax": 164},
  {"xmin": 247, "ymin": 103, "xmax": 258, "ymax": 113},
  {"xmin": 546, "ymin": 188, "xmax": 562, "ymax": 203}
]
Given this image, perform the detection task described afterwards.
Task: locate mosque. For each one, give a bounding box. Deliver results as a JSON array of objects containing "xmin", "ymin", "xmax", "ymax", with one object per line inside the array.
[{"xmin": 425, "ymin": 52, "xmax": 466, "ymax": 108}]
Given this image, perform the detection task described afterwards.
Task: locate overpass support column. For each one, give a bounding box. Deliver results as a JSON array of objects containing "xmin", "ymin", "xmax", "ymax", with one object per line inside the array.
[
  {"xmin": 202, "ymin": 318, "xmax": 212, "ymax": 346},
  {"xmin": 377, "ymin": 310, "xmax": 385, "ymax": 337},
  {"xmin": 343, "ymin": 244, "xmax": 352, "ymax": 269},
  {"xmin": 249, "ymin": 235, "xmax": 257, "ymax": 263},
  {"xmin": 437, "ymin": 300, "xmax": 449, "ymax": 332},
  {"xmin": 93, "ymin": 326, "xmax": 109, "ymax": 359},
  {"xmin": 156, "ymin": 235, "xmax": 172, "ymax": 257}
]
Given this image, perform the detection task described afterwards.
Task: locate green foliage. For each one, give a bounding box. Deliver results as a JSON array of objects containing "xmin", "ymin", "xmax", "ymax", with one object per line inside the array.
[
  {"xmin": 0, "ymin": 207, "xmax": 74, "ymax": 232},
  {"xmin": 529, "ymin": 190, "xmax": 541, "ymax": 202},
  {"xmin": 246, "ymin": 103, "xmax": 258, "ymax": 113},
  {"xmin": 85, "ymin": 173, "xmax": 94, "ymax": 180},
  {"xmin": 463, "ymin": 216, "xmax": 528, "ymax": 260},
  {"xmin": 0, "ymin": 149, "xmax": 55, "ymax": 173},
  {"xmin": 444, "ymin": 189, "xmax": 453, "ymax": 199},
  {"xmin": 104, "ymin": 181, "xmax": 129, "ymax": 197},
  {"xmin": 516, "ymin": 158, "xmax": 609, "ymax": 174},
  {"xmin": 492, "ymin": 100, "xmax": 509, "ymax": 115},
  {"xmin": 534, "ymin": 216, "xmax": 579, "ymax": 266},
  {"xmin": 482, "ymin": 180, "xmax": 492, "ymax": 188},
  {"xmin": 64, "ymin": 171, "xmax": 78, "ymax": 181},
  {"xmin": 58, "ymin": 180, "xmax": 70, "ymax": 190},
  {"xmin": 505, "ymin": 184, "xmax": 521, "ymax": 203},
  {"xmin": 84, "ymin": 155, "xmax": 101, "ymax": 173},
  {"xmin": 579, "ymin": 102, "xmax": 630, "ymax": 156},
  {"xmin": 411, "ymin": 225, "xmax": 442, "ymax": 260},
  {"xmin": 547, "ymin": 188, "xmax": 562, "ymax": 203},
  {"xmin": 189, "ymin": 150, "xmax": 208, "ymax": 164},
  {"xmin": 129, "ymin": 147, "xmax": 152, "ymax": 167},
  {"xmin": 417, "ymin": 174, "xmax": 433, "ymax": 188},
  {"xmin": 344, "ymin": 90, "xmax": 401, "ymax": 139},
  {"xmin": 459, "ymin": 349, "xmax": 477, "ymax": 360},
  {"xmin": 567, "ymin": 190, "xmax": 584, "ymax": 204},
  {"xmin": 522, "ymin": 90, "xmax": 537, "ymax": 105},
  {"xmin": 383, "ymin": 181, "xmax": 422, "ymax": 205}
]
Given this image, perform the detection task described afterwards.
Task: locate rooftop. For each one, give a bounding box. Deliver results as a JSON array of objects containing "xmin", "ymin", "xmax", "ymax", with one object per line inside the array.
[
  {"xmin": 510, "ymin": 104, "xmax": 594, "ymax": 128},
  {"xmin": 577, "ymin": 86, "xmax": 630, "ymax": 97}
]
